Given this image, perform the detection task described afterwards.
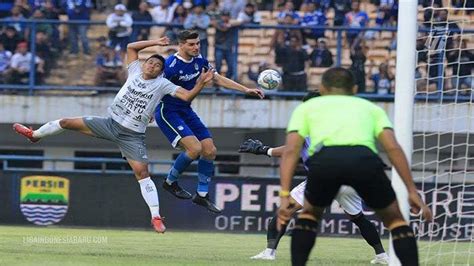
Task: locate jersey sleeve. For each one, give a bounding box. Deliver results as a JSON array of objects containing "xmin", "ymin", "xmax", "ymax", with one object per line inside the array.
[
  {"xmin": 163, "ymin": 64, "xmax": 174, "ymax": 79},
  {"xmin": 163, "ymin": 56, "xmax": 177, "ymax": 79},
  {"xmin": 373, "ymin": 105, "xmax": 393, "ymax": 137},
  {"xmin": 127, "ymin": 60, "xmax": 141, "ymax": 76},
  {"xmin": 161, "ymin": 78, "xmax": 179, "ymax": 97},
  {"xmin": 287, "ymin": 104, "xmax": 309, "ymax": 138}
]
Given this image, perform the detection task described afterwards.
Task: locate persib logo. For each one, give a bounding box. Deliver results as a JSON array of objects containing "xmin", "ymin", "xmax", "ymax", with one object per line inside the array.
[{"xmin": 20, "ymin": 176, "xmax": 69, "ymax": 226}]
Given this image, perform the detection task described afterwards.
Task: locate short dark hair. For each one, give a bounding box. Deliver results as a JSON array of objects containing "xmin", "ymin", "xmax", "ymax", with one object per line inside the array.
[
  {"xmin": 177, "ymin": 30, "xmax": 199, "ymax": 43},
  {"xmin": 193, "ymin": 4, "xmax": 206, "ymax": 9},
  {"xmin": 321, "ymin": 67, "xmax": 355, "ymax": 93},
  {"xmin": 302, "ymin": 91, "xmax": 320, "ymax": 102},
  {"xmin": 145, "ymin": 54, "xmax": 165, "ymax": 66}
]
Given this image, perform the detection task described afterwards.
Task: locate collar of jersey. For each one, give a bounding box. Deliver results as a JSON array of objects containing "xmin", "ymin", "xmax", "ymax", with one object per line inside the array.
[{"xmin": 175, "ymin": 52, "xmax": 195, "ymax": 63}]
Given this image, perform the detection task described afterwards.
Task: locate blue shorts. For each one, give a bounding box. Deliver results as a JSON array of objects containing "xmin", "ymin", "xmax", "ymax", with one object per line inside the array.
[{"xmin": 155, "ymin": 102, "xmax": 212, "ymax": 148}]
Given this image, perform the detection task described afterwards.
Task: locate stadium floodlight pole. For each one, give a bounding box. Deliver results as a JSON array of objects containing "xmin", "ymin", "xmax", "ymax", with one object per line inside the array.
[{"xmin": 389, "ymin": 0, "xmax": 418, "ymax": 265}]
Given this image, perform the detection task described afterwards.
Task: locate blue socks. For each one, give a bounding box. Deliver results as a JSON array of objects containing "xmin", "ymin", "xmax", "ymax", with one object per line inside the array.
[
  {"xmin": 166, "ymin": 152, "xmax": 194, "ymax": 184},
  {"xmin": 166, "ymin": 152, "xmax": 214, "ymax": 197},
  {"xmin": 197, "ymin": 158, "xmax": 214, "ymax": 196}
]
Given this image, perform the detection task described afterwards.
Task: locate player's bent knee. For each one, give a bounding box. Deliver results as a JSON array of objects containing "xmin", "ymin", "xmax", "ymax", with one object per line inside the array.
[
  {"xmin": 184, "ymin": 143, "xmax": 202, "ymax": 159},
  {"xmin": 59, "ymin": 117, "xmax": 83, "ymax": 130},
  {"xmin": 347, "ymin": 211, "xmax": 363, "ymax": 220},
  {"xmin": 133, "ymin": 168, "xmax": 150, "ymax": 180},
  {"xmin": 59, "ymin": 118, "xmax": 71, "ymax": 129},
  {"xmin": 201, "ymin": 146, "xmax": 217, "ymax": 160}
]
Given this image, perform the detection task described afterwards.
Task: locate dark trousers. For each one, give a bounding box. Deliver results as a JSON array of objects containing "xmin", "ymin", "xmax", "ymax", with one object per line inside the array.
[
  {"xmin": 282, "ymin": 73, "xmax": 307, "ymax": 91},
  {"xmin": 215, "ymin": 47, "xmax": 236, "ymax": 80}
]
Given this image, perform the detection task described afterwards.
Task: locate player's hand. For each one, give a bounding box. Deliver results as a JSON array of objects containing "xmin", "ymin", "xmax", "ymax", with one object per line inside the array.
[
  {"xmin": 245, "ymin": 88, "xmax": 265, "ymax": 99},
  {"xmin": 408, "ymin": 189, "xmax": 433, "ymax": 222},
  {"xmin": 238, "ymin": 139, "xmax": 270, "ymax": 156},
  {"xmin": 155, "ymin": 36, "xmax": 170, "ymax": 46},
  {"xmin": 277, "ymin": 196, "xmax": 293, "ymax": 231},
  {"xmin": 197, "ymin": 68, "xmax": 214, "ymax": 85}
]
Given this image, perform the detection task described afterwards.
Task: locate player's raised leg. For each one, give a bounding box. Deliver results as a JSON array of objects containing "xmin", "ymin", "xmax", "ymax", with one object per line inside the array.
[
  {"xmin": 13, "ymin": 117, "xmax": 94, "ymax": 142},
  {"xmin": 191, "ymin": 138, "xmax": 221, "ymax": 213},
  {"xmin": 127, "ymin": 159, "xmax": 165, "ymax": 234}
]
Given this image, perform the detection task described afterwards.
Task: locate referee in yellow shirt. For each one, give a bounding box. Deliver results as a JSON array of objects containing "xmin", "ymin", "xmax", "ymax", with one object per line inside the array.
[{"xmin": 278, "ymin": 67, "xmax": 432, "ymax": 266}]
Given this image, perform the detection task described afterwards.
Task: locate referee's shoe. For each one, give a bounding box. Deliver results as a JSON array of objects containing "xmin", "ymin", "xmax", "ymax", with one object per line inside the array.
[{"xmin": 192, "ymin": 193, "xmax": 222, "ymax": 213}]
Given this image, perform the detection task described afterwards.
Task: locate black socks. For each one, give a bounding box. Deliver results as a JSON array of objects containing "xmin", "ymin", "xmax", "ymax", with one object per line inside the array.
[
  {"xmin": 351, "ymin": 213, "xmax": 385, "ymax": 254},
  {"xmin": 291, "ymin": 218, "xmax": 319, "ymax": 266},
  {"xmin": 391, "ymin": 225, "xmax": 419, "ymax": 266},
  {"xmin": 267, "ymin": 214, "xmax": 288, "ymax": 249}
]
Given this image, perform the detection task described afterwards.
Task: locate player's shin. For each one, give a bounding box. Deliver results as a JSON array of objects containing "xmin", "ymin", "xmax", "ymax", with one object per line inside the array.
[
  {"xmin": 390, "ymin": 224, "xmax": 419, "ymax": 266},
  {"xmin": 33, "ymin": 119, "xmax": 65, "ymax": 138},
  {"xmin": 350, "ymin": 213, "xmax": 385, "ymax": 255},
  {"xmin": 138, "ymin": 177, "xmax": 160, "ymax": 218},
  {"xmin": 167, "ymin": 152, "xmax": 194, "ymax": 184},
  {"xmin": 197, "ymin": 158, "xmax": 213, "ymax": 196},
  {"xmin": 267, "ymin": 214, "xmax": 287, "ymax": 250},
  {"xmin": 291, "ymin": 217, "xmax": 318, "ymax": 266}
]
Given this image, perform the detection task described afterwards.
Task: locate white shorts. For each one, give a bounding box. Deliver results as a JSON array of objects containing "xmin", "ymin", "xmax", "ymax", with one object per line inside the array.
[{"xmin": 290, "ymin": 180, "xmax": 362, "ymax": 215}]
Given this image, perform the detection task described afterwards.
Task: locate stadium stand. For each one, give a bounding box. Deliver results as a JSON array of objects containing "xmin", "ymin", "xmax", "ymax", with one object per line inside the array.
[{"xmin": 0, "ymin": 0, "xmax": 472, "ymax": 94}]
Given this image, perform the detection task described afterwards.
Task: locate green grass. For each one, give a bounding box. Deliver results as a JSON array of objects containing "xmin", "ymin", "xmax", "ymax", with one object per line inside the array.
[{"xmin": 0, "ymin": 225, "xmax": 471, "ymax": 265}]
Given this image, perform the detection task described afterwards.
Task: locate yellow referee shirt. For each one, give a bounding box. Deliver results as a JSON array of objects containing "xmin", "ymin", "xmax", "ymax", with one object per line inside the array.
[{"xmin": 287, "ymin": 95, "xmax": 393, "ymax": 156}]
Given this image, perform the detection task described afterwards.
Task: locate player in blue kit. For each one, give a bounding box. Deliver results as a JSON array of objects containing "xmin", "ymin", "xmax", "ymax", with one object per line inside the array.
[{"xmin": 155, "ymin": 30, "xmax": 265, "ymax": 213}]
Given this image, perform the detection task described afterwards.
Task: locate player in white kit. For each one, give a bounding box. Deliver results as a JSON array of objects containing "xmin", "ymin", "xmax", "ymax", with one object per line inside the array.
[
  {"xmin": 12, "ymin": 37, "xmax": 214, "ymax": 234},
  {"xmin": 238, "ymin": 93, "xmax": 388, "ymax": 264}
]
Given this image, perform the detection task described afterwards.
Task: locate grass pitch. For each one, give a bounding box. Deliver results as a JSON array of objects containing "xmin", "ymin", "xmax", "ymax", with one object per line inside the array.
[{"xmin": 0, "ymin": 225, "xmax": 470, "ymax": 265}]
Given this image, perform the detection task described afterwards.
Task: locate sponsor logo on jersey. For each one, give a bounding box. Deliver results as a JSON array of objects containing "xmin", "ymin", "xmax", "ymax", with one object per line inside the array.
[
  {"xmin": 178, "ymin": 71, "xmax": 200, "ymax": 82},
  {"xmin": 20, "ymin": 176, "xmax": 69, "ymax": 226},
  {"xmin": 127, "ymin": 86, "xmax": 154, "ymax": 100}
]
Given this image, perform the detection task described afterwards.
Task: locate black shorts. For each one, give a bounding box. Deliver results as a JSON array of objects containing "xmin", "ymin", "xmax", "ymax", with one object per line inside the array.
[{"xmin": 304, "ymin": 146, "xmax": 397, "ymax": 210}]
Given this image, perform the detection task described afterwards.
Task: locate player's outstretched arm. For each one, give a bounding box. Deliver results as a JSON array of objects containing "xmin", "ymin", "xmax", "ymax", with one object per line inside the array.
[
  {"xmin": 238, "ymin": 138, "xmax": 286, "ymax": 157},
  {"xmin": 213, "ymin": 73, "xmax": 265, "ymax": 99},
  {"xmin": 174, "ymin": 68, "xmax": 214, "ymax": 102},
  {"xmin": 378, "ymin": 129, "xmax": 433, "ymax": 221},
  {"xmin": 126, "ymin": 37, "xmax": 170, "ymax": 65}
]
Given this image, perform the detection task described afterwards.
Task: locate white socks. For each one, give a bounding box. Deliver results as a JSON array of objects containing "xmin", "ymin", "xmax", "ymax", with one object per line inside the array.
[
  {"xmin": 33, "ymin": 120, "xmax": 64, "ymax": 138},
  {"xmin": 138, "ymin": 177, "xmax": 161, "ymax": 218}
]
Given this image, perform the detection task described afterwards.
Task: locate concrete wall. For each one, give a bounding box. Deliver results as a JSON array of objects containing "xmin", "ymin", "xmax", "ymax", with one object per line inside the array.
[{"xmin": 1, "ymin": 95, "xmax": 473, "ymax": 132}]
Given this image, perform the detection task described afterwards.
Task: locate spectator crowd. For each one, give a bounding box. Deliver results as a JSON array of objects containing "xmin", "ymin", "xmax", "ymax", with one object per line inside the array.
[{"xmin": 0, "ymin": 0, "xmax": 471, "ymax": 95}]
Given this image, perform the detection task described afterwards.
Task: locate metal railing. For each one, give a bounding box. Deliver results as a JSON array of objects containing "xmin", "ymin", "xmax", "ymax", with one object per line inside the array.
[
  {"xmin": 0, "ymin": 154, "xmax": 282, "ymax": 178},
  {"xmin": 0, "ymin": 155, "xmax": 449, "ymax": 180}
]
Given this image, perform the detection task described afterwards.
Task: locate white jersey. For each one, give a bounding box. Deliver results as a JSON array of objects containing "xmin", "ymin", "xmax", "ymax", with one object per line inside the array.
[{"xmin": 108, "ymin": 60, "xmax": 178, "ymax": 133}]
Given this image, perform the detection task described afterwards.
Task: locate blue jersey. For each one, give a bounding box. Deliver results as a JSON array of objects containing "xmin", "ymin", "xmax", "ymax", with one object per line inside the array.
[
  {"xmin": 161, "ymin": 53, "xmax": 213, "ymax": 107},
  {"xmin": 301, "ymin": 137, "xmax": 311, "ymax": 171}
]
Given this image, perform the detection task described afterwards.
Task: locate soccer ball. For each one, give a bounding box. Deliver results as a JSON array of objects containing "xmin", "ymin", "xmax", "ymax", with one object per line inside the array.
[{"xmin": 257, "ymin": 69, "xmax": 281, "ymax": 90}]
